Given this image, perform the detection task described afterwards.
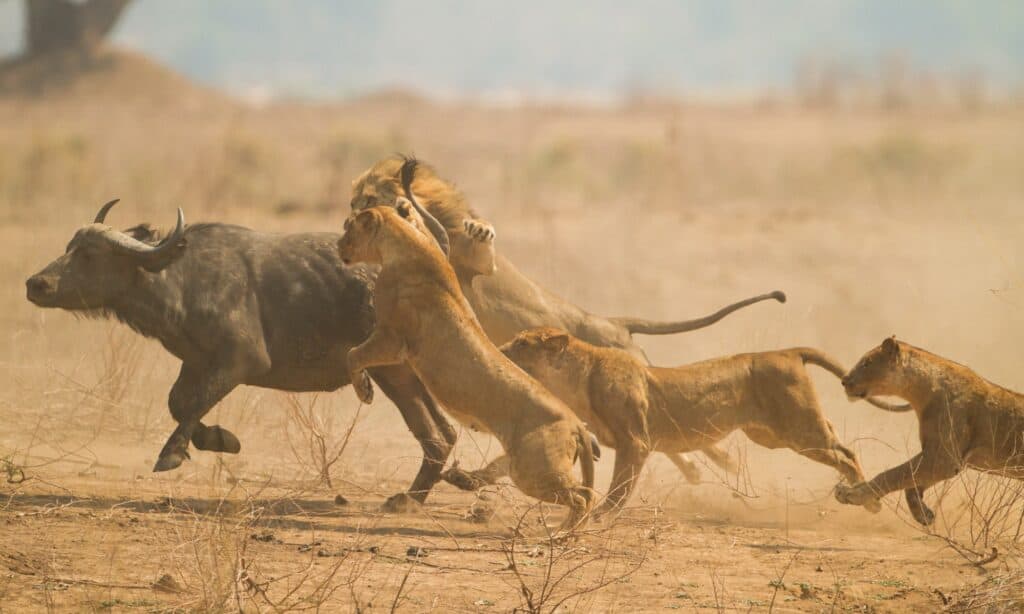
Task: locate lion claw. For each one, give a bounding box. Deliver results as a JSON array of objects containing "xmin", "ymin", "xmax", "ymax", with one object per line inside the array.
[
  {"xmin": 463, "ymin": 219, "xmax": 495, "ymax": 243},
  {"xmin": 353, "ymin": 370, "xmax": 374, "ymax": 404}
]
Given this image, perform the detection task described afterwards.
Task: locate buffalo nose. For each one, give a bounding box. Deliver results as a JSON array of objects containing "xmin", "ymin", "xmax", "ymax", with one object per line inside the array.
[
  {"xmin": 26, "ymin": 276, "xmax": 49, "ymax": 296},
  {"xmin": 840, "ymin": 375, "xmax": 850, "ymax": 387}
]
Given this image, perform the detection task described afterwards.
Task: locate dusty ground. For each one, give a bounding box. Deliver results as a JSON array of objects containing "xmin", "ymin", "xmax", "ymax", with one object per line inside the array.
[{"xmin": 2, "ymin": 50, "xmax": 1024, "ymax": 612}]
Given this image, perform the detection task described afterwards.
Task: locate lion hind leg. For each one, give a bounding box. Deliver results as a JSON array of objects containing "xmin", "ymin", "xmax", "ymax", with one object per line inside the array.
[
  {"xmin": 551, "ymin": 487, "xmax": 593, "ymax": 537},
  {"xmin": 667, "ymin": 453, "xmax": 702, "ymax": 484},
  {"xmin": 596, "ymin": 445, "xmax": 649, "ymax": 517}
]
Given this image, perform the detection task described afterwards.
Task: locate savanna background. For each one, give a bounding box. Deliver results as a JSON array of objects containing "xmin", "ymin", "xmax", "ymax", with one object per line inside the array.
[{"xmin": 1, "ymin": 1, "xmax": 1023, "ymax": 611}]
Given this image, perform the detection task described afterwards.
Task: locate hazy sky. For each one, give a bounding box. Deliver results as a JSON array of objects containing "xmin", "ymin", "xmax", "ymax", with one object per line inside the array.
[{"xmin": 2, "ymin": 0, "xmax": 1021, "ymax": 99}]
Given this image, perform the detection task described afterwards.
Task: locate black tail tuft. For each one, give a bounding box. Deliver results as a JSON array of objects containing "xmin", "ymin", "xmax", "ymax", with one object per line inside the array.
[{"xmin": 398, "ymin": 155, "xmax": 418, "ymax": 198}]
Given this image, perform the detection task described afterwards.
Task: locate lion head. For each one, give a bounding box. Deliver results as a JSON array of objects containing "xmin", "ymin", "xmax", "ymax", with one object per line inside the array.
[
  {"xmin": 842, "ymin": 337, "xmax": 905, "ymax": 400},
  {"xmin": 351, "ymin": 155, "xmax": 472, "ymax": 231},
  {"xmin": 351, "ymin": 155, "xmax": 495, "ymax": 277}
]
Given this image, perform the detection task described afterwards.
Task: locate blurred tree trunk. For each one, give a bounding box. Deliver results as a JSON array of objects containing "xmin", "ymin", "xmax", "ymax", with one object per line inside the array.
[{"xmin": 24, "ymin": 0, "xmax": 133, "ymax": 58}]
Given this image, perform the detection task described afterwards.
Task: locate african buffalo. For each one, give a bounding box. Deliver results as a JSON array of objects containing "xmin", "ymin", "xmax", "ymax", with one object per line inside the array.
[{"xmin": 26, "ymin": 200, "xmax": 454, "ymax": 509}]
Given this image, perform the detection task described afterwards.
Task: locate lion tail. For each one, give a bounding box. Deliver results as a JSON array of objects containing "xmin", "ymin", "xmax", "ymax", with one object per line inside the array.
[
  {"xmin": 611, "ymin": 291, "xmax": 786, "ymax": 336},
  {"xmin": 797, "ymin": 348, "xmax": 913, "ymax": 412}
]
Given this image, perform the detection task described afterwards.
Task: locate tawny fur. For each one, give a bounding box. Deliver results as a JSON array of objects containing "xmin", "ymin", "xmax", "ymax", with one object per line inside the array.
[
  {"xmin": 337, "ymin": 205, "xmax": 596, "ymax": 531},
  {"xmin": 836, "ymin": 337, "xmax": 1024, "ymax": 525},
  {"xmin": 445, "ymin": 327, "xmax": 885, "ymax": 516},
  {"xmin": 351, "ymin": 155, "xmax": 785, "ymax": 488}
]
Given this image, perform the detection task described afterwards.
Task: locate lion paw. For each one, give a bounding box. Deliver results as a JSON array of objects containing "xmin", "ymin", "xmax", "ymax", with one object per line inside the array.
[
  {"xmin": 835, "ymin": 482, "xmax": 879, "ymax": 511},
  {"xmin": 353, "ymin": 370, "xmax": 374, "ymax": 404},
  {"xmin": 381, "ymin": 492, "xmax": 422, "ymax": 514},
  {"xmin": 463, "ymin": 219, "xmax": 495, "ymax": 243},
  {"xmin": 441, "ymin": 466, "xmax": 493, "ymax": 491}
]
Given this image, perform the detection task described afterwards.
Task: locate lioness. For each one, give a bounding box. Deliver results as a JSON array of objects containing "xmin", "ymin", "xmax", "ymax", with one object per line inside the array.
[
  {"xmin": 445, "ymin": 327, "xmax": 902, "ymax": 515},
  {"xmin": 351, "ymin": 155, "xmax": 783, "ymax": 499},
  {"xmin": 337, "ymin": 202, "xmax": 597, "ymax": 531},
  {"xmin": 836, "ymin": 337, "xmax": 1024, "ymax": 525}
]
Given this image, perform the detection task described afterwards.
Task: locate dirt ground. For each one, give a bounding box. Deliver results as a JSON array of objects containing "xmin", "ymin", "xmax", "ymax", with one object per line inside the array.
[
  {"xmin": 2, "ymin": 50, "xmax": 1024, "ymax": 612},
  {"xmin": 0, "ymin": 451, "xmax": 995, "ymax": 612}
]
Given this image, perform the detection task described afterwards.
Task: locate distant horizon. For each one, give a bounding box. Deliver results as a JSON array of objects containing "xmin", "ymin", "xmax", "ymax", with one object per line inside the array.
[{"xmin": 2, "ymin": 0, "xmax": 1021, "ymax": 101}]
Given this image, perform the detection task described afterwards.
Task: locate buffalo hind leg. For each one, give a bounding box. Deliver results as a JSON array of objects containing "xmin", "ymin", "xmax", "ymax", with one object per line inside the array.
[
  {"xmin": 154, "ymin": 364, "xmax": 241, "ymax": 472},
  {"xmin": 371, "ymin": 366, "xmax": 457, "ymax": 512}
]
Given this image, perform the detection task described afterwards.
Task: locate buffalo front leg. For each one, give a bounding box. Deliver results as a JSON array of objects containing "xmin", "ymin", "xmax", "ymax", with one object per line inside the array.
[
  {"xmin": 153, "ymin": 364, "xmax": 241, "ymax": 472},
  {"xmin": 371, "ymin": 365, "xmax": 458, "ymax": 512},
  {"xmin": 348, "ymin": 328, "xmax": 405, "ymax": 404}
]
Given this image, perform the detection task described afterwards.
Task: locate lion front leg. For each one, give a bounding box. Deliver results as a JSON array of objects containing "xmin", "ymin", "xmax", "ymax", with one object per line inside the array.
[
  {"xmin": 595, "ymin": 444, "xmax": 649, "ymax": 517},
  {"xmin": 834, "ymin": 451, "xmax": 961, "ymax": 524},
  {"xmin": 348, "ymin": 328, "xmax": 406, "ymax": 404}
]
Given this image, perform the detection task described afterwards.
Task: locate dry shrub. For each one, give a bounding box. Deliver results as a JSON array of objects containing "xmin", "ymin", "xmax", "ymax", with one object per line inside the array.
[
  {"xmin": 499, "ymin": 502, "xmax": 647, "ymax": 613},
  {"xmin": 282, "ymin": 393, "xmax": 363, "ymax": 488},
  {"xmin": 161, "ymin": 492, "xmax": 369, "ymax": 612}
]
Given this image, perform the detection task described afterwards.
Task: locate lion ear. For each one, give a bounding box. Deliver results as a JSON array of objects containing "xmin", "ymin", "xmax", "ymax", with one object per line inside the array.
[
  {"xmin": 541, "ymin": 330, "xmax": 571, "ymax": 351},
  {"xmin": 355, "ymin": 209, "xmax": 381, "ymax": 233},
  {"xmin": 882, "ymin": 336, "xmax": 899, "ymax": 356}
]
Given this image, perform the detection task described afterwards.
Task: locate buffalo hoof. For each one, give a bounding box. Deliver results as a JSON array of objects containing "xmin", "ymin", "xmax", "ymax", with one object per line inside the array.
[
  {"xmin": 441, "ymin": 466, "xmax": 492, "ymax": 491},
  {"xmin": 381, "ymin": 492, "xmax": 422, "ymax": 514},
  {"xmin": 909, "ymin": 501, "xmax": 935, "ymax": 526},
  {"xmin": 153, "ymin": 450, "xmax": 189, "ymax": 472},
  {"xmin": 354, "ymin": 370, "xmax": 374, "ymax": 404},
  {"xmin": 192, "ymin": 425, "xmax": 241, "ymax": 454}
]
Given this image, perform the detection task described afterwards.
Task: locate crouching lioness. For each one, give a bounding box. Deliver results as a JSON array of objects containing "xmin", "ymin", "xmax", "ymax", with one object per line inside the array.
[
  {"xmin": 836, "ymin": 337, "xmax": 1024, "ymax": 525},
  {"xmin": 337, "ymin": 201, "xmax": 597, "ymax": 531},
  {"xmin": 446, "ymin": 328, "xmax": 905, "ymax": 514}
]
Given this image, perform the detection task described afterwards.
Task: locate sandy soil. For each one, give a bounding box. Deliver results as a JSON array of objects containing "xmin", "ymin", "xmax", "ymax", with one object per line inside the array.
[{"xmin": 2, "ymin": 50, "xmax": 1024, "ymax": 612}]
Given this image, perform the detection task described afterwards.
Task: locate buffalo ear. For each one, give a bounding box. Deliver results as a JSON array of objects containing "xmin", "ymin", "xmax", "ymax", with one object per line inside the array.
[
  {"xmin": 124, "ymin": 223, "xmax": 157, "ymax": 242},
  {"xmin": 882, "ymin": 336, "xmax": 899, "ymax": 357},
  {"xmin": 138, "ymin": 238, "xmax": 187, "ymax": 273}
]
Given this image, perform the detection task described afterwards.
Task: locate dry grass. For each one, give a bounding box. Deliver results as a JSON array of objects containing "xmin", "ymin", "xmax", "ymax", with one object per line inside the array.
[{"xmin": 2, "ymin": 50, "xmax": 1024, "ymax": 611}]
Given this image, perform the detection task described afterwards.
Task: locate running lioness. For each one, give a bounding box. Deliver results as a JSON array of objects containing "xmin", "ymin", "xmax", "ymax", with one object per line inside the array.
[
  {"xmin": 444, "ymin": 327, "xmax": 902, "ymax": 515},
  {"xmin": 836, "ymin": 337, "xmax": 1024, "ymax": 525},
  {"xmin": 337, "ymin": 201, "xmax": 597, "ymax": 531}
]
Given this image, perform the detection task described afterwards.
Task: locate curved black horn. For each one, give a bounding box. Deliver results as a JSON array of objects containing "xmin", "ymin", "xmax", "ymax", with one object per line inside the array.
[
  {"xmin": 399, "ymin": 157, "xmax": 450, "ymax": 256},
  {"xmin": 101, "ymin": 208, "xmax": 186, "ymax": 261},
  {"xmin": 94, "ymin": 198, "xmax": 120, "ymax": 223}
]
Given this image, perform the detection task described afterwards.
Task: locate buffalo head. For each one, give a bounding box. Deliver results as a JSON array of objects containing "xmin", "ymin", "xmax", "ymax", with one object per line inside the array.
[{"xmin": 26, "ymin": 199, "xmax": 187, "ymax": 310}]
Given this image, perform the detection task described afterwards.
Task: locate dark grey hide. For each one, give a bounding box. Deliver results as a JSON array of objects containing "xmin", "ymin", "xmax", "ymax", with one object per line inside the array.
[{"xmin": 26, "ymin": 202, "xmax": 456, "ymax": 508}]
